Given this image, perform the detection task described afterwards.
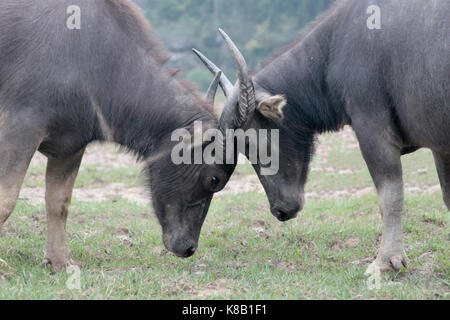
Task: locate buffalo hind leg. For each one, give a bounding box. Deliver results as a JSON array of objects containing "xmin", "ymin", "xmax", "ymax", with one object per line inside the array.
[
  {"xmin": 42, "ymin": 149, "xmax": 85, "ymax": 272},
  {"xmin": 0, "ymin": 117, "xmax": 44, "ymax": 229},
  {"xmin": 432, "ymin": 151, "xmax": 450, "ymax": 210},
  {"xmin": 353, "ymin": 121, "xmax": 408, "ymax": 275}
]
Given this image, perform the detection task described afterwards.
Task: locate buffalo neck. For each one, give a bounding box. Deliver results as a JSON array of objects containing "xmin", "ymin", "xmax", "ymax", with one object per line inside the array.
[
  {"xmin": 91, "ymin": 57, "xmax": 216, "ymax": 159},
  {"xmin": 254, "ymin": 11, "xmax": 347, "ymax": 134}
]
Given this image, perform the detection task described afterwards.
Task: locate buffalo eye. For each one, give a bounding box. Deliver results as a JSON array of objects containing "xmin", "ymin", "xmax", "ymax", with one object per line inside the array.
[
  {"xmin": 202, "ymin": 171, "xmax": 225, "ymax": 193},
  {"xmin": 210, "ymin": 176, "xmax": 220, "ymax": 188}
]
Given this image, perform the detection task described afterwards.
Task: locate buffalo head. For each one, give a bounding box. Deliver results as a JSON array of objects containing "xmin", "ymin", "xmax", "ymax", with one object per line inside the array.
[
  {"xmin": 146, "ymin": 73, "xmax": 235, "ymax": 258},
  {"xmin": 193, "ymin": 29, "xmax": 314, "ymax": 222}
]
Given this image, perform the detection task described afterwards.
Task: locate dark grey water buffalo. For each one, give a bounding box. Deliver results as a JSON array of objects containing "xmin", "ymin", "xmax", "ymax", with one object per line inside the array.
[
  {"xmin": 195, "ymin": 0, "xmax": 450, "ymax": 274},
  {"xmin": 0, "ymin": 0, "xmax": 235, "ymax": 271}
]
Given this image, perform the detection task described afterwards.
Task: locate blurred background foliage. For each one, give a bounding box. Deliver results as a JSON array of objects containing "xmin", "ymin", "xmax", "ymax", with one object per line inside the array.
[{"xmin": 133, "ymin": 0, "xmax": 334, "ymax": 90}]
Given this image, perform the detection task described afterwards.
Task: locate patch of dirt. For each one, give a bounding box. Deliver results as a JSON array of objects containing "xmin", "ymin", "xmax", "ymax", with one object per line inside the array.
[
  {"xmin": 190, "ymin": 264, "xmax": 208, "ymax": 275},
  {"xmin": 330, "ymin": 238, "xmax": 360, "ymax": 250},
  {"xmin": 115, "ymin": 227, "xmax": 133, "ymax": 247},
  {"xmin": 252, "ymin": 219, "xmax": 265, "ymax": 228},
  {"xmin": 405, "ymin": 184, "xmax": 442, "ymax": 195},
  {"xmin": 82, "ymin": 143, "xmax": 140, "ymax": 168},
  {"xmin": 197, "ymin": 279, "xmax": 232, "ymax": 298},
  {"xmin": 19, "ymin": 183, "xmax": 149, "ymax": 206},
  {"xmin": 314, "ymin": 126, "xmax": 359, "ymax": 158},
  {"xmin": 28, "ymin": 143, "xmax": 139, "ymax": 168},
  {"xmin": 251, "ymin": 219, "xmax": 268, "ymax": 239},
  {"xmin": 351, "ymin": 257, "xmax": 375, "ymax": 266},
  {"xmin": 217, "ymin": 174, "xmax": 263, "ymax": 196},
  {"xmin": 116, "ymin": 227, "xmax": 129, "ymax": 236},
  {"xmin": 305, "ymin": 187, "xmax": 374, "ymax": 200},
  {"xmin": 163, "ymin": 281, "xmax": 196, "ymax": 297}
]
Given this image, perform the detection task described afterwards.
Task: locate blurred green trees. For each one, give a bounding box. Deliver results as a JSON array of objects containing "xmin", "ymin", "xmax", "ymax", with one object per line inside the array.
[{"xmin": 134, "ymin": 0, "xmax": 334, "ymax": 89}]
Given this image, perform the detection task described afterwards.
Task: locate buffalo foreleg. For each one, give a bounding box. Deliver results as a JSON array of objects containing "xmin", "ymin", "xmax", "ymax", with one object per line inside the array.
[
  {"xmin": 42, "ymin": 149, "xmax": 84, "ymax": 272},
  {"xmin": 352, "ymin": 120, "xmax": 408, "ymax": 274},
  {"xmin": 433, "ymin": 151, "xmax": 450, "ymax": 210}
]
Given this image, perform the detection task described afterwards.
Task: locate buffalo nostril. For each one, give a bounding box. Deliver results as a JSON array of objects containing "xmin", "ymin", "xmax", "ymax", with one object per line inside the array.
[
  {"xmin": 183, "ymin": 246, "xmax": 196, "ymax": 258},
  {"xmin": 276, "ymin": 211, "xmax": 290, "ymax": 222}
]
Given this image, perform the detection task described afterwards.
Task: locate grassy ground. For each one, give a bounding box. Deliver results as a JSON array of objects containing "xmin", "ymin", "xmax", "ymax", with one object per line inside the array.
[{"xmin": 0, "ymin": 128, "xmax": 448, "ymax": 299}]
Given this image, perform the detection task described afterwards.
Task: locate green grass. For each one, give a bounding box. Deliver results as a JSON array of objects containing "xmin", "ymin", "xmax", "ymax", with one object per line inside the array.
[
  {"xmin": 0, "ymin": 193, "xmax": 448, "ymax": 299},
  {"xmin": 0, "ymin": 131, "xmax": 448, "ymax": 300}
]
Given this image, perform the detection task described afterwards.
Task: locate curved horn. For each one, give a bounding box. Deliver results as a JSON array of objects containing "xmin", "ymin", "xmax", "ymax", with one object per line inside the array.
[
  {"xmin": 217, "ymin": 28, "xmax": 256, "ymax": 130},
  {"xmin": 205, "ymin": 71, "xmax": 221, "ymax": 107},
  {"xmin": 192, "ymin": 48, "xmax": 233, "ymax": 96}
]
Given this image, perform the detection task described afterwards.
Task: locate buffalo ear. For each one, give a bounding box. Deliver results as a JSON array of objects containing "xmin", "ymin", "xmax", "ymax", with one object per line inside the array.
[{"xmin": 257, "ymin": 95, "xmax": 287, "ymax": 120}]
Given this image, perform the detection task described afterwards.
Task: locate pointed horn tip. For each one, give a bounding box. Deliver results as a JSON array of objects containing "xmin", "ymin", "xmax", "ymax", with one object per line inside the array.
[
  {"xmin": 192, "ymin": 48, "xmax": 207, "ymax": 62},
  {"xmin": 217, "ymin": 29, "xmax": 243, "ymax": 59},
  {"xmin": 192, "ymin": 48, "xmax": 203, "ymax": 58},
  {"xmin": 218, "ymin": 27, "xmax": 249, "ymax": 74},
  {"xmin": 218, "ymin": 29, "xmax": 236, "ymax": 47},
  {"xmin": 218, "ymin": 28, "xmax": 229, "ymax": 40}
]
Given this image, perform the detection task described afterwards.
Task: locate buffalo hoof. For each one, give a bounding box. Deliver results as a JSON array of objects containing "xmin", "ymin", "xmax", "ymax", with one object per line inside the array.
[
  {"xmin": 41, "ymin": 257, "xmax": 77, "ymax": 273},
  {"xmin": 365, "ymin": 253, "xmax": 408, "ymax": 276}
]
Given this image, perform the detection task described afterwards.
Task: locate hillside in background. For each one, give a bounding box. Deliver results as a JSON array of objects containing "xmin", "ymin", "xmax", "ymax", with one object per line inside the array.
[{"xmin": 133, "ymin": 0, "xmax": 334, "ymax": 90}]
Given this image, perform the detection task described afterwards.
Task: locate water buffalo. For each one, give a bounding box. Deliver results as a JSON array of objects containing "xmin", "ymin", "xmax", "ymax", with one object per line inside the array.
[
  {"xmin": 0, "ymin": 0, "xmax": 235, "ymax": 271},
  {"xmin": 195, "ymin": 0, "xmax": 450, "ymax": 275}
]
